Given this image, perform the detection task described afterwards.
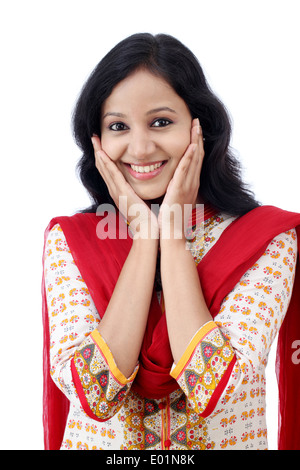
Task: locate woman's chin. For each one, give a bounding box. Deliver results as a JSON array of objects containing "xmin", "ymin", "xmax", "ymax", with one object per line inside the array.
[
  {"xmin": 133, "ymin": 184, "xmax": 167, "ymax": 204},
  {"xmin": 139, "ymin": 193, "xmax": 165, "ymax": 205}
]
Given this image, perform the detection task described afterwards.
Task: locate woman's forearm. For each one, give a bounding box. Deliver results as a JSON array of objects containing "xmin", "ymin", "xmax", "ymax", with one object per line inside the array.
[
  {"xmin": 97, "ymin": 237, "xmax": 158, "ymax": 378},
  {"xmin": 160, "ymin": 238, "xmax": 212, "ymax": 364}
]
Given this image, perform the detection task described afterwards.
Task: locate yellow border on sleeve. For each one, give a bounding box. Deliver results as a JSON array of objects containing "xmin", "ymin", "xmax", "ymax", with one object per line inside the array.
[
  {"xmin": 170, "ymin": 321, "xmax": 217, "ymax": 379},
  {"xmin": 91, "ymin": 329, "xmax": 138, "ymax": 385}
]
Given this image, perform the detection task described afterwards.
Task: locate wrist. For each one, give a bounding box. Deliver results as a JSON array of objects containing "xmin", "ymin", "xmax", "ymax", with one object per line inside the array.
[
  {"xmin": 128, "ymin": 212, "xmax": 159, "ymax": 241},
  {"xmin": 160, "ymin": 236, "xmax": 187, "ymax": 251},
  {"xmin": 132, "ymin": 235, "xmax": 159, "ymax": 252}
]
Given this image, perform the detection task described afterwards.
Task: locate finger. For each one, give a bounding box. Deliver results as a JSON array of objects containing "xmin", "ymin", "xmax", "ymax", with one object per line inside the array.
[
  {"xmin": 180, "ymin": 124, "xmax": 203, "ymax": 188},
  {"xmin": 190, "ymin": 128, "xmax": 205, "ymax": 183},
  {"xmin": 191, "ymin": 118, "xmax": 203, "ymax": 147},
  {"xmin": 92, "ymin": 135, "xmax": 112, "ymax": 174},
  {"xmin": 99, "ymin": 152, "xmax": 127, "ymax": 189},
  {"xmin": 181, "ymin": 143, "xmax": 197, "ymax": 169},
  {"xmin": 190, "ymin": 118, "xmax": 205, "ymax": 153},
  {"xmin": 185, "ymin": 144, "xmax": 201, "ymax": 187},
  {"xmin": 91, "ymin": 134, "xmax": 102, "ymax": 153},
  {"xmin": 91, "ymin": 141, "xmax": 119, "ymax": 198},
  {"xmin": 99, "ymin": 152, "xmax": 140, "ymax": 210},
  {"xmin": 91, "ymin": 135, "xmax": 106, "ymax": 176},
  {"xmin": 95, "ymin": 152, "xmax": 110, "ymax": 181},
  {"xmin": 179, "ymin": 118, "xmax": 205, "ymax": 175},
  {"xmin": 191, "ymin": 118, "xmax": 200, "ymax": 144},
  {"xmin": 97, "ymin": 153, "xmax": 126, "ymax": 201},
  {"xmin": 91, "ymin": 137, "xmax": 119, "ymax": 187},
  {"xmin": 171, "ymin": 144, "xmax": 197, "ymax": 188},
  {"xmin": 171, "ymin": 119, "xmax": 199, "ymax": 180}
]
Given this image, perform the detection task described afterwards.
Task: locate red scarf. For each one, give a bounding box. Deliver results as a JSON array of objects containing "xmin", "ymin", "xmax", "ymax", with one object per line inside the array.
[{"xmin": 42, "ymin": 205, "xmax": 300, "ymax": 450}]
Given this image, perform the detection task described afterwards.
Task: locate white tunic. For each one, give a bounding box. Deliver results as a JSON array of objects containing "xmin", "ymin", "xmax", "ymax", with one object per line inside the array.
[{"xmin": 43, "ymin": 212, "xmax": 297, "ymax": 450}]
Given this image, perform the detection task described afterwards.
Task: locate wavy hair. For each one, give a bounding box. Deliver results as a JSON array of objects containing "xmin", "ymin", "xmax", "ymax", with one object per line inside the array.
[{"xmin": 73, "ymin": 33, "xmax": 260, "ymax": 215}]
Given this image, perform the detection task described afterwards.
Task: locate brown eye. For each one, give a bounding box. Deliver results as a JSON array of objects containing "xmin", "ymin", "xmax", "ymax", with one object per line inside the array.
[
  {"xmin": 151, "ymin": 118, "xmax": 172, "ymax": 127},
  {"xmin": 109, "ymin": 122, "xmax": 129, "ymax": 131}
]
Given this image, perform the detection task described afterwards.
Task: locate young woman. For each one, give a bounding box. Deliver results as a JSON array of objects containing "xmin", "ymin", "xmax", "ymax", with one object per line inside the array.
[{"xmin": 42, "ymin": 33, "xmax": 300, "ymax": 450}]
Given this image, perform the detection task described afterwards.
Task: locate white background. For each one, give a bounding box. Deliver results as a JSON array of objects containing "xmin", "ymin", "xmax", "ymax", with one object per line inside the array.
[{"xmin": 0, "ymin": 0, "xmax": 299, "ymax": 450}]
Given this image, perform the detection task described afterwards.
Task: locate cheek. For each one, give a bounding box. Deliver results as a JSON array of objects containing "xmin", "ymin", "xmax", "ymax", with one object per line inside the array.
[
  {"xmin": 168, "ymin": 129, "xmax": 190, "ymax": 161},
  {"xmin": 100, "ymin": 135, "xmax": 122, "ymax": 162}
]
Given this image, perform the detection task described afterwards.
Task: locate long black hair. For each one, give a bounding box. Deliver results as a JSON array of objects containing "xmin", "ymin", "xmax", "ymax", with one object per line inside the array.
[{"xmin": 73, "ymin": 33, "xmax": 260, "ymax": 216}]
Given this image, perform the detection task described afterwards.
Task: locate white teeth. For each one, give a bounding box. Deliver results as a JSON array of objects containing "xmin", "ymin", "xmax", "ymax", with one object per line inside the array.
[{"xmin": 130, "ymin": 162, "xmax": 163, "ymax": 173}]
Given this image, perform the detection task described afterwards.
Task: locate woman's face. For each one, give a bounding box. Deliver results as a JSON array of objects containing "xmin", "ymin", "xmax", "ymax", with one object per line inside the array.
[{"xmin": 100, "ymin": 68, "xmax": 192, "ymax": 200}]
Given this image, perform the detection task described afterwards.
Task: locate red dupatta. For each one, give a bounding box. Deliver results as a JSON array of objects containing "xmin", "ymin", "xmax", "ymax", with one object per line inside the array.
[{"xmin": 42, "ymin": 205, "xmax": 300, "ymax": 450}]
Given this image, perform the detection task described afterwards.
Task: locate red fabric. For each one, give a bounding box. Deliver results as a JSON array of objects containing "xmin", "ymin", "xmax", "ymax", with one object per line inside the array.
[
  {"xmin": 42, "ymin": 205, "xmax": 300, "ymax": 449},
  {"xmin": 42, "ymin": 270, "xmax": 70, "ymax": 451}
]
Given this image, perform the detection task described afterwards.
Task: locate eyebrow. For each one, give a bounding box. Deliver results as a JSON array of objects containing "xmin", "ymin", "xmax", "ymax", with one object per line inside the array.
[
  {"xmin": 102, "ymin": 107, "xmax": 177, "ymax": 120},
  {"xmin": 146, "ymin": 107, "xmax": 177, "ymax": 115},
  {"xmin": 102, "ymin": 112, "xmax": 126, "ymax": 119}
]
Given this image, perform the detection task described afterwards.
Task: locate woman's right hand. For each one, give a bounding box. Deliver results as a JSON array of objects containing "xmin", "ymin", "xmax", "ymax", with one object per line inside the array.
[
  {"xmin": 92, "ymin": 135, "xmax": 159, "ymax": 240},
  {"xmin": 91, "ymin": 135, "xmax": 159, "ymax": 378}
]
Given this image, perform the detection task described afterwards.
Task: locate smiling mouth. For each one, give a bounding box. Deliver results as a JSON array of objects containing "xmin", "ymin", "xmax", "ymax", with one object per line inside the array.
[
  {"xmin": 124, "ymin": 161, "xmax": 167, "ymax": 180},
  {"xmin": 129, "ymin": 162, "xmax": 164, "ymax": 174}
]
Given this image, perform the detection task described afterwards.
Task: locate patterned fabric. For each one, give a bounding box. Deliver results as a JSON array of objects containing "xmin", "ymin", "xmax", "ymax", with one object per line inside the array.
[
  {"xmin": 43, "ymin": 213, "xmax": 297, "ymax": 450},
  {"xmin": 72, "ymin": 330, "xmax": 138, "ymax": 421},
  {"xmin": 171, "ymin": 322, "xmax": 236, "ymax": 418}
]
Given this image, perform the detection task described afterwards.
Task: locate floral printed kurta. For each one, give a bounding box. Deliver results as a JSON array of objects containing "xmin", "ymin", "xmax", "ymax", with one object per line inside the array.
[{"xmin": 43, "ymin": 212, "xmax": 297, "ymax": 450}]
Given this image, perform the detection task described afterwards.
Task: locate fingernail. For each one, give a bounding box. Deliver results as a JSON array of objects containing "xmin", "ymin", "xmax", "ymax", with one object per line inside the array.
[{"xmin": 195, "ymin": 118, "xmax": 200, "ymax": 134}]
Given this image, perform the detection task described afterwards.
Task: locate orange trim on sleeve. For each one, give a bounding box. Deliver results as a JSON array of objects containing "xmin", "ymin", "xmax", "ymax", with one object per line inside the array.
[
  {"xmin": 91, "ymin": 329, "xmax": 138, "ymax": 385},
  {"xmin": 170, "ymin": 321, "xmax": 217, "ymax": 380}
]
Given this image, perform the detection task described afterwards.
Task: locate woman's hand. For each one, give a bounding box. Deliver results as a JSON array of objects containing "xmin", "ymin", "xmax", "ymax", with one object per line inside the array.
[
  {"xmin": 158, "ymin": 119, "xmax": 211, "ymax": 362},
  {"xmin": 91, "ymin": 136, "xmax": 159, "ymax": 378},
  {"xmin": 158, "ymin": 118, "xmax": 204, "ymax": 241},
  {"xmin": 92, "ymin": 135, "xmax": 159, "ymax": 240}
]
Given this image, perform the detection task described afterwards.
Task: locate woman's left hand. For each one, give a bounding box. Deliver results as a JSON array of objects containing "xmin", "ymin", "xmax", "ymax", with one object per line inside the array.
[{"xmin": 158, "ymin": 118, "xmax": 205, "ymax": 240}]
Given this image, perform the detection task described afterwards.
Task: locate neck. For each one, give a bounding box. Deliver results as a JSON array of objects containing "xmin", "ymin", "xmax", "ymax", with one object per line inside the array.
[{"xmin": 145, "ymin": 194, "xmax": 205, "ymax": 209}]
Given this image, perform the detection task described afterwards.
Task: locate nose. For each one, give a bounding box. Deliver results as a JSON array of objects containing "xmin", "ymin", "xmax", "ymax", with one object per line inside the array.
[{"xmin": 127, "ymin": 129, "xmax": 156, "ymax": 161}]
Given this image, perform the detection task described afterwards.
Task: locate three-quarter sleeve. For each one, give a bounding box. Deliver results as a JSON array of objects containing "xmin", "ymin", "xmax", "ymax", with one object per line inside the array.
[
  {"xmin": 43, "ymin": 224, "xmax": 137, "ymax": 421},
  {"xmin": 171, "ymin": 229, "xmax": 297, "ymax": 418},
  {"xmin": 170, "ymin": 321, "xmax": 236, "ymax": 417},
  {"xmin": 71, "ymin": 330, "xmax": 138, "ymax": 421}
]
